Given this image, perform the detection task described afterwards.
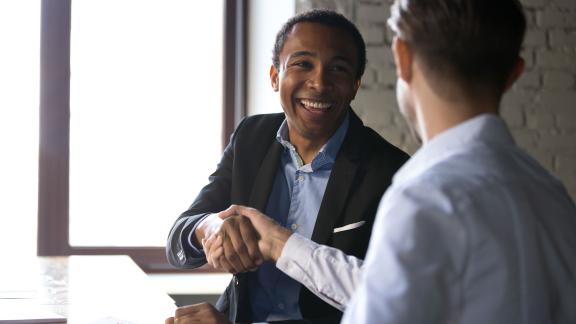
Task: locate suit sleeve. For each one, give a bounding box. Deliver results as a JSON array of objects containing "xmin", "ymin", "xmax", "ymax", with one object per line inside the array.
[{"xmin": 166, "ymin": 121, "xmax": 241, "ymax": 269}]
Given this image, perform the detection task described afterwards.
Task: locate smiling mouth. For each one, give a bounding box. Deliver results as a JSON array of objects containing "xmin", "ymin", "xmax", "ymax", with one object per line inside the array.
[{"xmin": 298, "ymin": 99, "xmax": 333, "ymax": 112}]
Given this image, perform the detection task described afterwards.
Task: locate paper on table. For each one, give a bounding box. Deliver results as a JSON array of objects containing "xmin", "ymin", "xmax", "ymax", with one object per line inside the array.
[{"xmin": 0, "ymin": 308, "xmax": 66, "ymax": 323}]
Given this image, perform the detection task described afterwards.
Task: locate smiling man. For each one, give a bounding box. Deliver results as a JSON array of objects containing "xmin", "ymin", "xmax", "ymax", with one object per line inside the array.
[{"xmin": 166, "ymin": 9, "xmax": 408, "ymax": 324}]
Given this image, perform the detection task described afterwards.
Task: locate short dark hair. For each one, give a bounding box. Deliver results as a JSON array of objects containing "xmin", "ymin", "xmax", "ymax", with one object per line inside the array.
[
  {"xmin": 388, "ymin": 0, "xmax": 526, "ymax": 97},
  {"xmin": 272, "ymin": 9, "xmax": 367, "ymax": 80}
]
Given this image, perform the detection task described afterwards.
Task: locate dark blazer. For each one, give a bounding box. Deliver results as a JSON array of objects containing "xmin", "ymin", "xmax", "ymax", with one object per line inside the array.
[{"xmin": 167, "ymin": 109, "xmax": 409, "ymax": 323}]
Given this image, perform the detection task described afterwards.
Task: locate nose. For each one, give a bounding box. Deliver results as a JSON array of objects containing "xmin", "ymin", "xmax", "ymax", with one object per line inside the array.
[{"xmin": 307, "ymin": 66, "xmax": 332, "ymax": 92}]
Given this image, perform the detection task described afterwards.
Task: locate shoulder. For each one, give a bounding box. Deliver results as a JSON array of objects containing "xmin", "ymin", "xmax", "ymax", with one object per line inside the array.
[
  {"xmin": 236, "ymin": 113, "xmax": 284, "ymax": 132},
  {"xmin": 346, "ymin": 111, "xmax": 410, "ymax": 170},
  {"xmin": 231, "ymin": 113, "xmax": 285, "ymax": 143}
]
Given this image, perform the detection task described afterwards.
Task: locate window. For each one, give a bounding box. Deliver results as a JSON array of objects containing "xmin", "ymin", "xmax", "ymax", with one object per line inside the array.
[
  {"xmin": 68, "ymin": 0, "xmax": 223, "ymax": 247},
  {"xmin": 0, "ymin": 1, "xmax": 40, "ymax": 260},
  {"xmin": 37, "ymin": 0, "xmax": 246, "ymax": 272}
]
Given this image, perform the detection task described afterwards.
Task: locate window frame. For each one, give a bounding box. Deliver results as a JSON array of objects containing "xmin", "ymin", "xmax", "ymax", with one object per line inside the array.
[{"xmin": 37, "ymin": 0, "xmax": 247, "ymax": 273}]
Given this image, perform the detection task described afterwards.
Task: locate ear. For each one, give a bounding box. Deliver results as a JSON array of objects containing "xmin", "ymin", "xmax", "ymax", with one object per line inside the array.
[
  {"xmin": 392, "ymin": 37, "xmax": 413, "ymax": 83},
  {"xmin": 351, "ymin": 78, "xmax": 361, "ymax": 99},
  {"xmin": 504, "ymin": 57, "xmax": 525, "ymax": 92},
  {"xmin": 270, "ymin": 65, "xmax": 279, "ymax": 92}
]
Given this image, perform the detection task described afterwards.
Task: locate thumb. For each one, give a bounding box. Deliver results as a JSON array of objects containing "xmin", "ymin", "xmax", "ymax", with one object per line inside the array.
[{"xmin": 218, "ymin": 204, "xmax": 240, "ymax": 220}]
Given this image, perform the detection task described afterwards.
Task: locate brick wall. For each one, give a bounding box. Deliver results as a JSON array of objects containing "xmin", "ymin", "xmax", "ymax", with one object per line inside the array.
[{"xmin": 296, "ymin": 0, "xmax": 576, "ymax": 200}]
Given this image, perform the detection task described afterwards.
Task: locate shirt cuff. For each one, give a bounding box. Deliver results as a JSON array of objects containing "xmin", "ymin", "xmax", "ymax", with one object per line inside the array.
[
  {"xmin": 276, "ymin": 233, "xmax": 317, "ymax": 276},
  {"xmin": 185, "ymin": 213, "xmax": 212, "ymax": 257}
]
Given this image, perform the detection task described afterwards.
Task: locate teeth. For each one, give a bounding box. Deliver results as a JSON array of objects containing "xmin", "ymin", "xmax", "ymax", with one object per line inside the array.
[{"xmin": 300, "ymin": 99, "xmax": 332, "ymax": 110}]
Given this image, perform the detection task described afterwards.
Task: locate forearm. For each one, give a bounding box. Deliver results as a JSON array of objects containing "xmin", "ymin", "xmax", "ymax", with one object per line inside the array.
[
  {"xmin": 166, "ymin": 213, "xmax": 212, "ymax": 268},
  {"xmin": 276, "ymin": 234, "xmax": 364, "ymax": 311}
]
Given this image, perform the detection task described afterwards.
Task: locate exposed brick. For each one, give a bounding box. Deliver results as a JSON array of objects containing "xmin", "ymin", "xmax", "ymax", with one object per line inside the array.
[
  {"xmin": 359, "ymin": 25, "xmax": 386, "ymax": 45},
  {"xmin": 520, "ymin": 0, "xmax": 550, "ymax": 8},
  {"xmin": 502, "ymin": 89, "xmax": 538, "ymax": 109},
  {"xmin": 524, "ymin": 29, "xmax": 547, "ymax": 47},
  {"xmin": 554, "ymin": 0, "xmax": 576, "ymax": 10},
  {"xmin": 526, "ymin": 111, "xmax": 556, "ymax": 129},
  {"xmin": 521, "ymin": 49, "xmax": 536, "ymax": 68},
  {"xmin": 527, "ymin": 148, "xmax": 556, "ymax": 171},
  {"xmin": 543, "ymin": 71, "xmax": 575, "ymax": 90},
  {"xmin": 539, "ymin": 91, "xmax": 576, "ymax": 112},
  {"xmin": 549, "ymin": 30, "xmax": 576, "ymax": 48},
  {"xmin": 556, "ymin": 152, "xmax": 576, "ymax": 179},
  {"xmin": 555, "ymin": 108, "xmax": 576, "ymax": 130},
  {"xmin": 512, "ymin": 129, "xmax": 540, "ymax": 150},
  {"xmin": 354, "ymin": 89, "xmax": 397, "ymax": 115},
  {"xmin": 377, "ymin": 126, "xmax": 404, "ymax": 148},
  {"xmin": 366, "ymin": 46, "xmax": 394, "ymax": 65},
  {"xmin": 538, "ymin": 132, "xmax": 576, "ymax": 151},
  {"xmin": 536, "ymin": 9, "xmax": 576, "ymax": 28},
  {"xmin": 501, "ymin": 105, "xmax": 525, "ymax": 127},
  {"xmin": 536, "ymin": 50, "xmax": 576, "ymax": 70},
  {"xmin": 361, "ymin": 68, "xmax": 377, "ymax": 87},
  {"xmin": 515, "ymin": 70, "xmax": 541, "ymax": 89},
  {"xmin": 374, "ymin": 64, "xmax": 397, "ymax": 86},
  {"xmin": 356, "ymin": 3, "xmax": 390, "ymax": 23}
]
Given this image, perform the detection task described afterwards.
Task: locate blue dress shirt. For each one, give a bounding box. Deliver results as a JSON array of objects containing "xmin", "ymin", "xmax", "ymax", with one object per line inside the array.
[{"xmin": 249, "ymin": 114, "xmax": 350, "ymax": 322}]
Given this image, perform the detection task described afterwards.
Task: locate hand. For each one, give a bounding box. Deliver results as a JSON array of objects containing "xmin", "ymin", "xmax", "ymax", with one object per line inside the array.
[
  {"xmin": 220, "ymin": 205, "xmax": 293, "ymax": 262},
  {"xmin": 201, "ymin": 206, "xmax": 263, "ymax": 273},
  {"xmin": 165, "ymin": 303, "xmax": 231, "ymax": 324}
]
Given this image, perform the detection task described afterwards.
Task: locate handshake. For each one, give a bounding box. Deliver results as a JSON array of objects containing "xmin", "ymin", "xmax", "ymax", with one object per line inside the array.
[{"xmin": 196, "ymin": 205, "xmax": 293, "ymax": 273}]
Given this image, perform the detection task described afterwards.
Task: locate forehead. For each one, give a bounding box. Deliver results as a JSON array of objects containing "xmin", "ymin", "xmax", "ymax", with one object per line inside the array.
[{"xmin": 280, "ymin": 22, "xmax": 358, "ymax": 62}]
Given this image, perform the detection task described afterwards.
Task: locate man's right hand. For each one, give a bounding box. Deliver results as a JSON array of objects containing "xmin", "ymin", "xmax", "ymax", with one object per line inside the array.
[
  {"xmin": 194, "ymin": 206, "xmax": 263, "ymax": 273},
  {"xmin": 209, "ymin": 205, "xmax": 293, "ymax": 263}
]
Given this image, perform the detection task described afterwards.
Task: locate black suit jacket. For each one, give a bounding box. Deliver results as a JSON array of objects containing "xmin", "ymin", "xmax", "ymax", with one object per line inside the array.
[{"xmin": 167, "ymin": 109, "xmax": 409, "ymax": 323}]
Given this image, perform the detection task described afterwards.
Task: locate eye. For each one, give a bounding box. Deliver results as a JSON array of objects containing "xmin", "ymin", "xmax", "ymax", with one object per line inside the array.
[
  {"xmin": 330, "ymin": 65, "xmax": 348, "ymax": 73},
  {"xmin": 292, "ymin": 60, "xmax": 313, "ymax": 69}
]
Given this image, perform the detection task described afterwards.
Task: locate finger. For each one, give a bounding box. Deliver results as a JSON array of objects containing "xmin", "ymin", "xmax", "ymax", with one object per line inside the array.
[
  {"xmin": 203, "ymin": 236, "xmax": 215, "ymax": 267},
  {"xmin": 222, "ymin": 217, "xmax": 260, "ymax": 272},
  {"xmin": 210, "ymin": 246, "xmax": 224, "ymax": 269},
  {"xmin": 175, "ymin": 304, "xmax": 199, "ymax": 317},
  {"xmin": 237, "ymin": 218, "xmax": 263, "ymax": 265},
  {"xmin": 216, "ymin": 254, "xmax": 237, "ymax": 273},
  {"xmin": 165, "ymin": 317, "xmax": 174, "ymax": 324},
  {"xmin": 207, "ymin": 237, "xmax": 222, "ymax": 269},
  {"xmin": 235, "ymin": 205, "xmax": 260, "ymax": 218},
  {"xmin": 218, "ymin": 205, "xmax": 240, "ymax": 220},
  {"xmin": 222, "ymin": 232, "xmax": 246, "ymax": 273}
]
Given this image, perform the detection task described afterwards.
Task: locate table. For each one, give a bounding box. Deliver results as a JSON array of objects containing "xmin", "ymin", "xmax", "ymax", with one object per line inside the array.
[{"xmin": 0, "ymin": 255, "xmax": 176, "ymax": 323}]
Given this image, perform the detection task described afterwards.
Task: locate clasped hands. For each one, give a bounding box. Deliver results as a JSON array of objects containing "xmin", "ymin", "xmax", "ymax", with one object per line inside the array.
[{"xmin": 198, "ymin": 205, "xmax": 293, "ymax": 273}]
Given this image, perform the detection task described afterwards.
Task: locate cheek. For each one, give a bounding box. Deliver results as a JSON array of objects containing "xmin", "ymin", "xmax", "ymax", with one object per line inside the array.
[{"xmin": 396, "ymin": 80, "xmax": 411, "ymax": 116}]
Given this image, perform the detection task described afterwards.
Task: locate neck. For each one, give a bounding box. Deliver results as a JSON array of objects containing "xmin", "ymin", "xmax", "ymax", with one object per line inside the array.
[
  {"xmin": 412, "ymin": 66, "xmax": 499, "ymax": 143},
  {"xmin": 288, "ymin": 130, "xmax": 328, "ymax": 165}
]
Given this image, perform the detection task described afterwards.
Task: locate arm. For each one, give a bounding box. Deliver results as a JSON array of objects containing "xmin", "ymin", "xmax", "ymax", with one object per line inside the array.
[
  {"xmin": 277, "ymin": 233, "xmax": 364, "ymax": 311},
  {"xmin": 166, "ymin": 118, "xmax": 263, "ymax": 272},
  {"xmin": 209, "ymin": 205, "xmax": 364, "ymax": 310}
]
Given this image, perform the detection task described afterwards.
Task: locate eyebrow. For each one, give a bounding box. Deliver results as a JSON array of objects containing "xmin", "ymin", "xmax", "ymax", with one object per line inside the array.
[
  {"xmin": 287, "ymin": 51, "xmax": 355, "ymax": 66},
  {"xmin": 288, "ymin": 51, "xmax": 315, "ymax": 60}
]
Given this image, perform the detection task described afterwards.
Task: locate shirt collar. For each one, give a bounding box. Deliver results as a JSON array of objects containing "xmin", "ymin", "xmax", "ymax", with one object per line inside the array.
[
  {"xmin": 276, "ymin": 112, "xmax": 350, "ymax": 170},
  {"xmin": 393, "ymin": 113, "xmax": 515, "ymax": 185}
]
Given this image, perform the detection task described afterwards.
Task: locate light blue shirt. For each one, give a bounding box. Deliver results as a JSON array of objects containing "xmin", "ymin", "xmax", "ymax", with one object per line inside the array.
[{"xmin": 250, "ymin": 114, "xmax": 349, "ymax": 322}]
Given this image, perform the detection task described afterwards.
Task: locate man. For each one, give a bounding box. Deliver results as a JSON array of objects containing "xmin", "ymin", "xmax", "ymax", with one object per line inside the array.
[
  {"xmin": 165, "ymin": 9, "xmax": 408, "ymax": 323},
  {"xmin": 212, "ymin": 0, "xmax": 576, "ymax": 323}
]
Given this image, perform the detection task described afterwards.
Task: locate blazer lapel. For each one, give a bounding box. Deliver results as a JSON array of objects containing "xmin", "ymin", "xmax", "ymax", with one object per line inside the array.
[
  {"xmin": 311, "ymin": 110, "xmax": 363, "ymax": 245},
  {"xmin": 249, "ymin": 140, "xmax": 283, "ymax": 211}
]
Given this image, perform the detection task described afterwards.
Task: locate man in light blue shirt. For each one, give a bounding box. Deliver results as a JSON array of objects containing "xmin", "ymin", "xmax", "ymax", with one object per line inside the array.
[{"xmin": 165, "ymin": 9, "xmax": 409, "ymax": 324}]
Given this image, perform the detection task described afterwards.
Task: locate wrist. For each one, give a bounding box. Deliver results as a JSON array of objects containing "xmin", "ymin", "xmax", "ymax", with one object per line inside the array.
[
  {"xmin": 194, "ymin": 214, "xmax": 223, "ymax": 247},
  {"xmin": 269, "ymin": 225, "xmax": 293, "ymax": 263}
]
